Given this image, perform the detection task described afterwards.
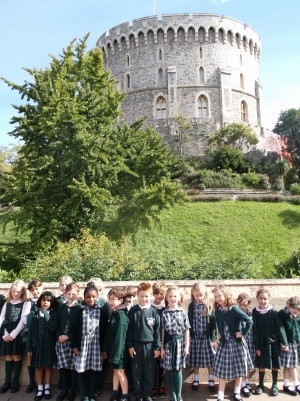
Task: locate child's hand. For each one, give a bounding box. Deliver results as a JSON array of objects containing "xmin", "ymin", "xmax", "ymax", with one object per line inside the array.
[
  {"xmin": 183, "ymin": 347, "xmax": 189, "ymax": 357},
  {"xmin": 58, "ymin": 335, "xmax": 68, "ymax": 343},
  {"xmin": 102, "ymin": 351, "xmax": 108, "ymax": 360},
  {"xmin": 73, "ymin": 347, "xmax": 80, "ymax": 355},
  {"xmin": 281, "ymin": 344, "xmax": 289, "ymax": 352},
  {"xmin": 129, "ymin": 347, "xmax": 136, "ymax": 358},
  {"xmin": 235, "ymin": 331, "xmax": 243, "ymax": 339},
  {"xmin": 3, "ymin": 334, "xmax": 14, "ymax": 342},
  {"xmin": 160, "ymin": 348, "xmax": 165, "ymax": 359},
  {"xmin": 256, "ymin": 350, "xmax": 261, "ymax": 357},
  {"xmin": 154, "ymin": 350, "xmax": 160, "ymax": 359}
]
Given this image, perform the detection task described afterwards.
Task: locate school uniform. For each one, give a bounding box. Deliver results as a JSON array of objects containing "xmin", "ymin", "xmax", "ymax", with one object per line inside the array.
[
  {"xmin": 252, "ymin": 307, "xmax": 287, "ymax": 369},
  {"xmin": 214, "ymin": 305, "xmax": 254, "ymax": 380},
  {"xmin": 278, "ymin": 307, "xmax": 300, "ymax": 368},
  {"xmin": 70, "ymin": 304, "xmax": 108, "ymax": 400},
  {"xmin": 187, "ymin": 301, "xmax": 216, "ymax": 368},
  {"xmin": 103, "ymin": 307, "xmax": 129, "ymax": 369},
  {"xmin": 151, "ymin": 303, "xmax": 166, "ymax": 396},
  {"xmin": 127, "ymin": 304, "xmax": 161, "ymax": 399},
  {"xmin": 27, "ymin": 309, "xmax": 57, "ymax": 368}
]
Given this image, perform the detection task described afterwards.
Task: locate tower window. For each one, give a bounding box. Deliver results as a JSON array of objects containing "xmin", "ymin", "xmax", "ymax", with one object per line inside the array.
[
  {"xmin": 156, "ymin": 96, "xmax": 167, "ymax": 119},
  {"xmin": 241, "ymin": 101, "xmax": 248, "ymax": 122},
  {"xmin": 199, "ymin": 67, "xmax": 205, "ymax": 83},
  {"xmin": 198, "ymin": 95, "xmax": 208, "ymax": 118},
  {"xmin": 240, "ymin": 73, "xmax": 244, "ymax": 89},
  {"xmin": 126, "ymin": 74, "xmax": 131, "ymax": 90},
  {"xmin": 158, "ymin": 68, "xmax": 164, "ymax": 85}
]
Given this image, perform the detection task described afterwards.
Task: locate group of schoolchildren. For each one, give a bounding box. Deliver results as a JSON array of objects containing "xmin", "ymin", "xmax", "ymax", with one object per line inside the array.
[{"xmin": 0, "ymin": 278, "xmax": 300, "ymax": 401}]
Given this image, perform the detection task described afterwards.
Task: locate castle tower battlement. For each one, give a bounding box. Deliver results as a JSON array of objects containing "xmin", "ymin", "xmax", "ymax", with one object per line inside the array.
[{"xmin": 96, "ymin": 13, "xmax": 262, "ymax": 155}]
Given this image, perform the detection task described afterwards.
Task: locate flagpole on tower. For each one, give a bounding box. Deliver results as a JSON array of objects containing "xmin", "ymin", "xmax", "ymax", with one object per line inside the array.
[{"xmin": 153, "ymin": 0, "xmax": 156, "ymax": 15}]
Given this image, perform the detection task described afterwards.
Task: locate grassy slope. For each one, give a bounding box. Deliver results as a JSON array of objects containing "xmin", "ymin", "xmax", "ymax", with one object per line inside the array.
[{"xmin": 135, "ymin": 201, "xmax": 300, "ymax": 277}]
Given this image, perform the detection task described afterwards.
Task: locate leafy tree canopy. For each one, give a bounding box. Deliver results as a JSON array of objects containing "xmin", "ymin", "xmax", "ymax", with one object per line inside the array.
[
  {"xmin": 273, "ymin": 108, "xmax": 300, "ymax": 166},
  {"xmin": 207, "ymin": 123, "xmax": 258, "ymax": 152},
  {"xmin": 1, "ymin": 35, "xmax": 184, "ymax": 251}
]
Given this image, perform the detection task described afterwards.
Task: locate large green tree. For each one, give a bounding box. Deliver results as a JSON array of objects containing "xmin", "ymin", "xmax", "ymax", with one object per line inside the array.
[
  {"xmin": 273, "ymin": 108, "xmax": 300, "ymax": 166},
  {"xmin": 1, "ymin": 35, "xmax": 184, "ymax": 251},
  {"xmin": 207, "ymin": 123, "xmax": 258, "ymax": 151}
]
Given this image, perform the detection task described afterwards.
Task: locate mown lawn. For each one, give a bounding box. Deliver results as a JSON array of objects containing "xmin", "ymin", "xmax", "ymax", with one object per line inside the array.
[{"xmin": 135, "ymin": 201, "xmax": 300, "ymax": 277}]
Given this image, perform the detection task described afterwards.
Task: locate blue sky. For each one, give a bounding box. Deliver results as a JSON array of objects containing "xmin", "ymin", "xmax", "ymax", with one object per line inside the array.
[{"xmin": 1, "ymin": 0, "xmax": 299, "ymax": 146}]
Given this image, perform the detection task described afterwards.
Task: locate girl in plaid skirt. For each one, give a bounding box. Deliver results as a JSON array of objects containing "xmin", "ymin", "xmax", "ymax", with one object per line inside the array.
[
  {"xmin": 277, "ymin": 296, "xmax": 300, "ymax": 396},
  {"xmin": 212, "ymin": 284, "xmax": 253, "ymax": 401},
  {"xmin": 237, "ymin": 293, "xmax": 256, "ymax": 398},
  {"xmin": 252, "ymin": 288, "xmax": 288, "ymax": 397},
  {"xmin": 55, "ymin": 282, "xmax": 82, "ymax": 401},
  {"xmin": 70, "ymin": 282, "xmax": 108, "ymax": 401},
  {"xmin": 160, "ymin": 285, "xmax": 190, "ymax": 401},
  {"xmin": 187, "ymin": 282, "xmax": 217, "ymax": 393},
  {"xmin": 27, "ymin": 291, "xmax": 58, "ymax": 401}
]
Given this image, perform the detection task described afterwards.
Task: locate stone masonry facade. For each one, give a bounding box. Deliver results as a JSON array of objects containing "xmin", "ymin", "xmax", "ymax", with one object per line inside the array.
[{"xmin": 97, "ymin": 14, "xmax": 262, "ymax": 155}]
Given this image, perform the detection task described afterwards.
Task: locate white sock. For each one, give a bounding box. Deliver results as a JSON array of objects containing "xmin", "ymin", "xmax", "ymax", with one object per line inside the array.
[
  {"xmin": 218, "ymin": 390, "xmax": 224, "ymax": 400},
  {"xmin": 234, "ymin": 386, "xmax": 241, "ymax": 394},
  {"xmin": 194, "ymin": 374, "xmax": 199, "ymax": 382},
  {"xmin": 294, "ymin": 380, "xmax": 300, "ymax": 387},
  {"xmin": 284, "ymin": 379, "xmax": 290, "ymax": 387}
]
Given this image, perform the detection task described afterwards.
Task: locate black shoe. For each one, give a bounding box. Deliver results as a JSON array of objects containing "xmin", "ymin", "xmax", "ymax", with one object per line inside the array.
[
  {"xmin": 192, "ymin": 381, "xmax": 199, "ymax": 391},
  {"xmin": 44, "ymin": 388, "xmax": 52, "ymax": 400},
  {"xmin": 56, "ymin": 391, "xmax": 68, "ymax": 401},
  {"xmin": 35, "ymin": 390, "xmax": 44, "ymax": 401},
  {"xmin": 0, "ymin": 383, "xmax": 11, "ymax": 394},
  {"xmin": 241, "ymin": 385, "xmax": 251, "ymax": 398},
  {"xmin": 295, "ymin": 385, "xmax": 300, "ymax": 395},
  {"xmin": 11, "ymin": 386, "xmax": 20, "ymax": 393},
  {"xmin": 208, "ymin": 380, "xmax": 215, "ymax": 393},
  {"xmin": 255, "ymin": 386, "xmax": 264, "ymax": 395},
  {"xmin": 26, "ymin": 383, "xmax": 37, "ymax": 393},
  {"xmin": 270, "ymin": 385, "xmax": 278, "ymax": 397},
  {"xmin": 283, "ymin": 385, "xmax": 297, "ymax": 396},
  {"xmin": 233, "ymin": 394, "xmax": 244, "ymax": 401}
]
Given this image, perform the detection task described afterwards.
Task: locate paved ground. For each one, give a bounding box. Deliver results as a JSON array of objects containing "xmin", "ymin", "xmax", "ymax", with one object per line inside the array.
[{"xmin": 2, "ymin": 382, "xmax": 299, "ymax": 401}]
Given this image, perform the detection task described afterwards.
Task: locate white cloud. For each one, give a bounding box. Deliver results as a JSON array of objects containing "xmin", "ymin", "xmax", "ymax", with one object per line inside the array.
[{"xmin": 211, "ymin": 0, "xmax": 230, "ymax": 4}]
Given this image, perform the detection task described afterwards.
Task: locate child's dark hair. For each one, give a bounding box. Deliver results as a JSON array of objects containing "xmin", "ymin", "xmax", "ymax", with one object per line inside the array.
[
  {"xmin": 107, "ymin": 287, "xmax": 125, "ymax": 303},
  {"xmin": 237, "ymin": 292, "xmax": 251, "ymax": 306},
  {"xmin": 152, "ymin": 282, "xmax": 167, "ymax": 295},
  {"xmin": 84, "ymin": 282, "xmax": 99, "ymax": 298},
  {"xmin": 256, "ymin": 288, "xmax": 271, "ymax": 299},
  {"xmin": 123, "ymin": 285, "xmax": 137, "ymax": 298},
  {"xmin": 28, "ymin": 279, "xmax": 43, "ymax": 291},
  {"xmin": 36, "ymin": 291, "xmax": 58, "ymax": 310},
  {"xmin": 65, "ymin": 282, "xmax": 80, "ymax": 294}
]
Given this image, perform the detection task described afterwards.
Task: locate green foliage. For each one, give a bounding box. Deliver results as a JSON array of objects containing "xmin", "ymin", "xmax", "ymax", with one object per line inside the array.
[
  {"xmin": 290, "ymin": 183, "xmax": 300, "ymax": 195},
  {"xmin": 274, "ymin": 108, "xmax": 300, "ymax": 167},
  {"xmin": 182, "ymin": 168, "xmax": 244, "ymax": 189},
  {"xmin": 275, "ymin": 248, "xmax": 300, "ymax": 278},
  {"xmin": 242, "ymin": 172, "xmax": 270, "ymax": 189},
  {"xmin": 210, "ymin": 145, "xmax": 248, "ymax": 172},
  {"xmin": 207, "ymin": 123, "xmax": 258, "ymax": 151},
  {"xmin": 1, "ymin": 36, "xmax": 184, "ymax": 251}
]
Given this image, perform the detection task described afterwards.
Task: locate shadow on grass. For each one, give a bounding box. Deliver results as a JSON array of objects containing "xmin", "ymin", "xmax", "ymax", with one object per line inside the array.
[{"xmin": 278, "ymin": 209, "xmax": 300, "ymax": 228}]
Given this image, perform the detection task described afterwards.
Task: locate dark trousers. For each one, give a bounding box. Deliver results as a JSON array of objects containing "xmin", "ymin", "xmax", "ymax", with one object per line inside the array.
[
  {"xmin": 131, "ymin": 342, "xmax": 155, "ymax": 398},
  {"xmin": 77, "ymin": 370, "xmax": 99, "ymax": 399}
]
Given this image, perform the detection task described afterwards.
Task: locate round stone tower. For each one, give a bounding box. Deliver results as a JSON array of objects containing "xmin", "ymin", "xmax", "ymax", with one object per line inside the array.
[{"xmin": 97, "ymin": 13, "xmax": 262, "ymax": 155}]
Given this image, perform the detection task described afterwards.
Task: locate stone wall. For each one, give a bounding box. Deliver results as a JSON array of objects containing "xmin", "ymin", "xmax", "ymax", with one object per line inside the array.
[
  {"xmin": 96, "ymin": 13, "xmax": 262, "ymax": 156},
  {"xmin": 1, "ymin": 279, "xmax": 299, "ymax": 384}
]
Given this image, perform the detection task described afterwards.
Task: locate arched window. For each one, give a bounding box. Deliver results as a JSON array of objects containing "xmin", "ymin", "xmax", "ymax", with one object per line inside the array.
[
  {"xmin": 208, "ymin": 27, "xmax": 215, "ymax": 43},
  {"xmin": 218, "ymin": 29, "xmax": 224, "ymax": 43},
  {"xmin": 198, "ymin": 95, "xmax": 208, "ymax": 118},
  {"xmin": 240, "ymin": 73, "xmax": 244, "ymax": 89},
  {"xmin": 241, "ymin": 101, "xmax": 248, "ymax": 122},
  {"xmin": 126, "ymin": 55, "xmax": 130, "ymax": 67},
  {"xmin": 177, "ymin": 27, "xmax": 185, "ymax": 44},
  {"xmin": 157, "ymin": 29, "xmax": 164, "ymax": 45},
  {"xmin": 243, "ymin": 36, "xmax": 247, "ymax": 51},
  {"xmin": 198, "ymin": 27, "xmax": 205, "ymax": 43},
  {"xmin": 188, "ymin": 27, "xmax": 195, "ymax": 43},
  {"xmin": 199, "ymin": 67, "xmax": 205, "ymax": 83},
  {"xmin": 227, "ymin": 30, "xmax": 233, "ymax": 45},
  {"xmin": 235, "ymin": 33, "xmax": 241, "ymax": 48},
  {"xmin": 126, "ymin": 74, "xmax": 131, "ymax": 90},
  {"xmin": 158, "ymin": 68, "xmax": 164, "ymax": 85},
  {"xmin": 156, "ymin": 96, "xmax": 167, "ymax": 119},
  {"xmin": 158, "ymin": 48, "xmax": 162, "ymax": 61}
]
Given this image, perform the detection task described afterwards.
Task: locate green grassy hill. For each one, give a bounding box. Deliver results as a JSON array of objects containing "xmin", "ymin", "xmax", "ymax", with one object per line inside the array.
[{"xmin": 134, "ymin": 201, "xmax": 300, "ymax": 277}]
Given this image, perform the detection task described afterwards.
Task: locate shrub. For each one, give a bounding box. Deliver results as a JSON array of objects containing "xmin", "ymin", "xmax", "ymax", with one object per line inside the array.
[
  {"xmin": 274, "ymin": 248, "xmax": 300, "ymax": 278},
  {"xmin": 290, "ymin": 183, "xmax": 300, "ymax": 195}
]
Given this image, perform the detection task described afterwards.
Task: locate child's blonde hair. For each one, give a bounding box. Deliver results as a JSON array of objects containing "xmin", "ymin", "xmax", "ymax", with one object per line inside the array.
[
  {"xmin": 191, "ymin": 282, "xmax": 213, "ymax": 315},
  {"xmin": 165, "ymin": 285, "xmax": 183, "ymax": 307},
  {"xmin": 152, "ymin": 282, "xmax": 167, "ymax": 295},
  {"xmin": 88, "ymin": 277, "xmax": 105, "ymax": 293},
  {"xmin": 59, "ymin": 275, "xmax": 73, "ymax": 286},
  {"xmin": 7, "ymin": 279, "xmax": 27, "ymax": 302},
  {"xmin": 212, "ymin": 284, "xmax": 233, "ymax": 309}
]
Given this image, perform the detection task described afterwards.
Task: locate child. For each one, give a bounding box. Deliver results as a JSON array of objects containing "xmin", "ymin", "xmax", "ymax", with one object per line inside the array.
[
  {"xmin": 151, "ymin": 282, "xmax": 167, "ymax": 399},
  {"xmin": 237, "ymin": 292, "xmax": 256, "ymax": 397},
  {"xmin": 57, "ymin": 275, "xmax": 73, "ymax": 305},
  {"xmin": 25, "ymin": 279, "xmax": 44, "ymax": 393},
  {"xmin": 124, "ymin": 285, "xmax": 137, "ymax": 312},
  {"xmin": 127, "ymin": 282, "xmax": 161, "ymax": 401},
  {"xmin": 160, "ymin": 285, "xmax": 190, "ymax": 401},
  {"xmin": 277, "ymin": 296, "xmax": 300, "ymax": 396},
  {"xmin": 56, "ymin": 282, "xmax": 82, "ymax": 401},
  {"xmin": 212, "ymin": 284, "xmax": 253, "ymax": 401},
  {"xmin": 0, "ymin": 279, "xmax": 31, "ymax": 394},
  {"xmin": 70, "ymin": 282, "xmax": 108, "ymax": 401},
  {"xmin": 188, "ymin": 282, "xmax": 216, "ymax": 393},
  {"xmin": 103, "ymin": 287, "xmax": 129, "ymax": 401},
  {"xmin": 27, "ymin": 291, "xmax": 58, "ymax": 401},
  {"xmin": 252, "ymin": 288, "xmax": 288, "ymax": 397}
]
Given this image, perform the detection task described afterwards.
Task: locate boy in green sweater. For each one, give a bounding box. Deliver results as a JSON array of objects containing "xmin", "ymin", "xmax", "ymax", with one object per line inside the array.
[{"xmin": 127, "ymin": 282, "xmax": 161, "ymax": 401}]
